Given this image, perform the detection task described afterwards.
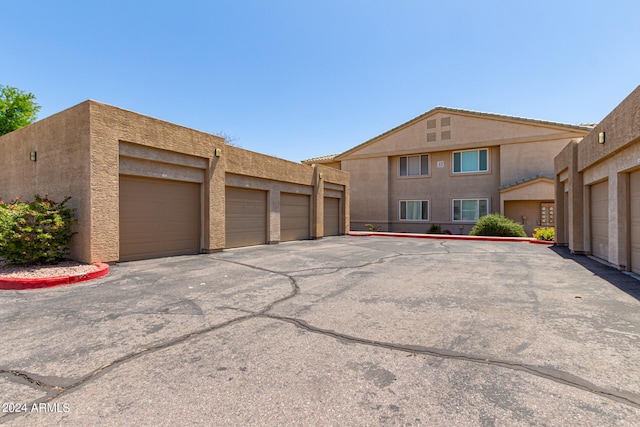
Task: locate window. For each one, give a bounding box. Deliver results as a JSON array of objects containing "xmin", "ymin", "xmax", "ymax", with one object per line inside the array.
[
  {"xmin": 453, "ymin": 148, "xmax": 488, "ymax": 173},
  {"xmin": 399, "ymin": 155, "xmax": 429, "ymax": 177},
  {"xmin": 400, "ymin": 200, "xmax": 429, "ymax": 221},
  {"xmin": 452, "ymin": 199, "xmax": 489, "ymax": 221}
]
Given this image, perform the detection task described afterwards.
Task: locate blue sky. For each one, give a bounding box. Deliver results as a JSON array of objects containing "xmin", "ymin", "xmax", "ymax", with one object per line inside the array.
[{"xmin": 4, "ymin": 1, "xmax": 639, "ymax": 162}]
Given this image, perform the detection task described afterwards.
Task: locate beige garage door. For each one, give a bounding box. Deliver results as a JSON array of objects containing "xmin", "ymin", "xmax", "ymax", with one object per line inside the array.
[
  {"xmin": 120, "ymin": 175, "xmax": 200, "ymax": 262},
  {"xmin": 631, "ymin": 171, "xmax": 640, "ymax": 274},
  {"xmin": 324, "ymin": 197, "xmax": 341, "ymax": 236},
  {"xmin": 225, "ymin": 187, "xmax": 267, "ymax": 248},
  {"xmin": 590, "ymin": 180, "xmax": 609, "ymax": 260},
  {"xmin": 281, "ymin": 193, "xmax": 310, "ymax": 242}
]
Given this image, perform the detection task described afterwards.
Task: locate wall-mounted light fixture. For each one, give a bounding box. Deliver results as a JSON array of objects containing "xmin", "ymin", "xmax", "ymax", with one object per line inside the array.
[
  {"xmin": 319, "ymin": 172, "xmax": 323, "ymax": 179},
  {"xmin": 215, "ymin": 148, "xmax": 222, "ymax": 157},
  {"xmin": 598, "ymin": 132, "xmax": 605, "ymax": 144},
  {"xmin": 30, "ymin": 151, "xmax": 37, "ymax": 161}
]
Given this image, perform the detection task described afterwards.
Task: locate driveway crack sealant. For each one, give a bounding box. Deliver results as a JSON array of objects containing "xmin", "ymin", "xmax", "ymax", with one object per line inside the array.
[{"xmin": 3, "ymin": 254, "xmax": 639, "ymax": 424}]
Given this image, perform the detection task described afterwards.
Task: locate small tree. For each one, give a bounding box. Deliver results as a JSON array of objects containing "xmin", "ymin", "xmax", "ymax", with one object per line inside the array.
[{"xmin": 0, "ymin": 85, "xmax": 41, "ymax": 136}]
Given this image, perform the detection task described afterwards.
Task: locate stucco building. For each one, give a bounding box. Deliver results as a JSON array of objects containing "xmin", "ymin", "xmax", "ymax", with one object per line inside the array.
[
  {"xmin": 0, "ymin": 101, "xmax": 350, "ymax": 264},
  {"xmin": 305, "ymin": 107, "xmax": 591, "ymax": 235},
  {"xmin": 555, "ymin": 85, "xmax": 640, "ymax": 274}
]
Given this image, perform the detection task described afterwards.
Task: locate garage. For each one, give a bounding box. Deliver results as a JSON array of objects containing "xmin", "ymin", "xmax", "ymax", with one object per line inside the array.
[
  {"xmin": 631, "ymin": 171, "xmax": 640, "ymax": 274},
  {"xmin": 590, "ymin": 180, "xmax": 609, "ymax": 260},
  {"xmin": 280, "ymin": 193, "xmax": 311, "ymax": 242},
  {"xmin": 225, "ymin": 187, "xmax": 267, "ymax": 248},
  {"xmin": 324, "ymin": 197, "xmax": 341, "ymax": 236},
  {"xmin": 119, "ymin": 175, "xmax": 201, "ymax": 262}
]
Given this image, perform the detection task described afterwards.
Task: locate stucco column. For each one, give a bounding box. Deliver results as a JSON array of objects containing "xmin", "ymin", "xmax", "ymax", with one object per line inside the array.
[
  {"xmin": 268, "ymin": 190, "xmax": 281, "ymax": 244},
  {"xmin": 312, "ymin": 166, "xmax": 324, "ymax": 238},
  {"xmin": 554, "ymin": 175, "xmax": 566, "ymax": 246}
]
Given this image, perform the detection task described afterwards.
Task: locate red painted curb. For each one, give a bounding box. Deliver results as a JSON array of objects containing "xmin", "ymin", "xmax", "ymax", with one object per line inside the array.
[
  {"xmin": 348, "ymin": 231, "xmax": 554, "ymax": 245},
  {"xmin": 0, "ymin": 263, "xmax": 110, "ymax": 290}
]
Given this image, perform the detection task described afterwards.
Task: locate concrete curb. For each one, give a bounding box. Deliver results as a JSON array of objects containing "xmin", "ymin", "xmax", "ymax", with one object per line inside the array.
[
  {"xmin": 348, "ymin": 231, "xmax": 554, "ymax": 245},
  {"xmin": 0, "ymin": 263, "xmax": 110, "ymax": 290}
]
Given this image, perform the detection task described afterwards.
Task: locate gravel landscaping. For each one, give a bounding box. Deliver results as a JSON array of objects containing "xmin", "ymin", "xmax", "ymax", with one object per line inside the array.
[{"xmin": 0, "ymin": 259, "xmax": 100, "ymax": 279}]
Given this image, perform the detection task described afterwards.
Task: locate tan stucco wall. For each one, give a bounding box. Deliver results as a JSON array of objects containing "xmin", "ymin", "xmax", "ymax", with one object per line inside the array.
[
  {"xmin": 503, "ymin": 200, "xmax": 553, "ymax": 236},
  {"xmin": 554, "ymin": 141, "xmax": 584, "ymax": 251},
  {"xmin": 500, "ymin": 179, "xmax": 554, "ymax": 201},
  {"xmin": 342, "ymin": 111, "xmax": 587, "ymax": 160},
  {"xmin": 577, "ymin": 86, "xmax": 640, "ymax": 172},
  {"xmin": 555, "ymin": 85, "xmax": 640, "ymax": 270},
  {"xmin": 226, "ymin": 146, "xmax": 350, "ymax": 240},
  {"xmin": 2, "ymin": 100, "xmax": 349, "ymax": 264},
  {"xmin": 87, "ymin": 101, "xmax": 224, "ymax": 263},
  {"xmin": 336, "ymin": 109, "xmax": 588, "ymax": 234},
  {"xmin": 500, "ymin": 139, "xmax": 575, "ymax": 186},
  {"xmin": 0, "ymin": 102, "xmax": 93, "ymax": 261},
  {"xmin": 341, "ymin": 157, "xmax": 388, "ymax": 230}
]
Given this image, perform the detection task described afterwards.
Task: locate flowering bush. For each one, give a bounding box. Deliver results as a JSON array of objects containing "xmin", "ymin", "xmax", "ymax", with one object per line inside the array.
[
  {"xmin": 533, "ymin": 227, "xmax": 555, "ymax": 241},
  {"xmin": 0, "ymin": 194, "xmax": 77, "ymax": 265}
]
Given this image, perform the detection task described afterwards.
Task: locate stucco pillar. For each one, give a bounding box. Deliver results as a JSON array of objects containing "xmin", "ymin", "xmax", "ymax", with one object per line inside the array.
[
  {"xmin": 554, "ymin": 174, "xmax": 567, "ymax": 246},
  {"xmin": 312, "ymin": 166, "xmax": 324, "ymax": 238},
  {"xmin": 268, "ymin": 190, "xmax": 281, "ymax": 244},
  {"xmin": 616, "ymin": 172, "xmax": 630, "ymax": 270}
]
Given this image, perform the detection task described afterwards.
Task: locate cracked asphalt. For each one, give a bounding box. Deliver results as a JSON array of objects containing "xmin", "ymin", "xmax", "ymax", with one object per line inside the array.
[{"xmin": 1, "ymin": 236, "xmax": 640, "ymax": 426}]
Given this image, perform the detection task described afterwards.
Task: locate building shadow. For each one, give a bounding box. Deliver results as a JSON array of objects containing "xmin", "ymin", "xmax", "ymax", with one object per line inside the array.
[{"xmin": 550, "ymin": 246, "xmax": 640, "ymax": 301}]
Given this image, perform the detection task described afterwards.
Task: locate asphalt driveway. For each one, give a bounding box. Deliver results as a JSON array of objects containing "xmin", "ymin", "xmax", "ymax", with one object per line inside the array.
[{"xmin": 1, "ymin": 236, "xmax": 640, "ymax": 426}]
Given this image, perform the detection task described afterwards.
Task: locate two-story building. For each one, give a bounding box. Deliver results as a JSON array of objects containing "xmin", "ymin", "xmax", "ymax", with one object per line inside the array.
[{"xmin": 305, "ymin": 107, "xmax": 591, "ymax": 235}]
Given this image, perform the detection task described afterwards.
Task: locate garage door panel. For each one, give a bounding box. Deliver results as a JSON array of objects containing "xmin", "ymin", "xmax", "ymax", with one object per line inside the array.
[
  {"xmin": 324, "ymin": 197, "xmax": 340, "ymax": 236},
  {"xmin": 281, "ymin": 193, "xmax": 310, "ymax": 241},
  {"xmin": 226, "ymin": 187, "xmax": 267, "ymax": 248},
  {"xmin": 631, "ymin": 172, "xmax": 640, "ymax": 274},
  {"xmin": 590, "ymin": 181, "xmax": 609, "ymax": 260},
  {"xmin": 120, "ymin": 176, "xmax": 200, "ymax": 262}
]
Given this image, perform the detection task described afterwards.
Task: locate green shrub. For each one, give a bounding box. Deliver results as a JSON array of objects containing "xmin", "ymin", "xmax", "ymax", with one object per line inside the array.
[
  {"xmin": 470, "ymin": 214, "xmax": 527, "ymax": 237},
  {"xmin": 533, "ymin": 227, "xmax": 555, "ymax": 241},
  {"xmin": 427, "ymin": 224, "xmax": 442, "ymax": 234},
  {"xmin": 0, "ymin": 194, "xmax": 77, "ymax": 265},
  {"xmin": 364, "ymin": 223, "xmax": 381, "ymax": 231}
]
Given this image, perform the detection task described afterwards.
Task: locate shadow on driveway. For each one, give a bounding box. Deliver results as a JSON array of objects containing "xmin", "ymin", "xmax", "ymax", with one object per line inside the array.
[{"xmin": 550, "ymin": 245, "xmax": 640, "ymax": 301}]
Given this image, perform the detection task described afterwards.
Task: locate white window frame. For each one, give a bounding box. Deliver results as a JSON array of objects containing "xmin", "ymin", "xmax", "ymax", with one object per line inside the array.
[
  {"xmin": 452, "ymin": 148, "xmax": 489, "ymax": 174},
  {"xmin": 452, "ymin": 198, "xmax": 489, "ymax": 222},
  {"xmin": 399, "ymin": 154, "xmax": 429, "ymax": 177},
  {"xmin": 399, "ymin": 200, "xmax": 430, "ymax": 221}
]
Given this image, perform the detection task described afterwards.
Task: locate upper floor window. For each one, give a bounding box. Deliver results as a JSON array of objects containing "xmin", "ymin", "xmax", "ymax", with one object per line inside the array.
[
  {"xmin": 453, "ymin": 148, "xmax": 488, "ymax": 174},
  {"xmin": 400, "ymin": 155, "xmax": 429, "ymax": 177}
]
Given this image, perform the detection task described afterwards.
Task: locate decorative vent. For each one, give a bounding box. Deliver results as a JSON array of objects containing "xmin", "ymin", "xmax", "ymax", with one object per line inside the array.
[
  {"xmin": 441, "ymin": 130, "xmax": 451, "ymax": 140},
  {"xmin": 427, "ymin": 119, "xmax": 436, "ymax": 129},
  {"xmin": 427, "ymin": 132, "xmax": 437, "ymax": 142},
  {"xmin": 441, "ymin": 117, "xmax": 451, "ymax": 127}
]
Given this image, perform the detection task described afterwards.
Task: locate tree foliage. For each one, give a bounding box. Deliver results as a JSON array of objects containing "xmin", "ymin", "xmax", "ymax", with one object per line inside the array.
[{"xmin": 0, "ymin": 85, "xmax": 41, "ymax": 136}]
